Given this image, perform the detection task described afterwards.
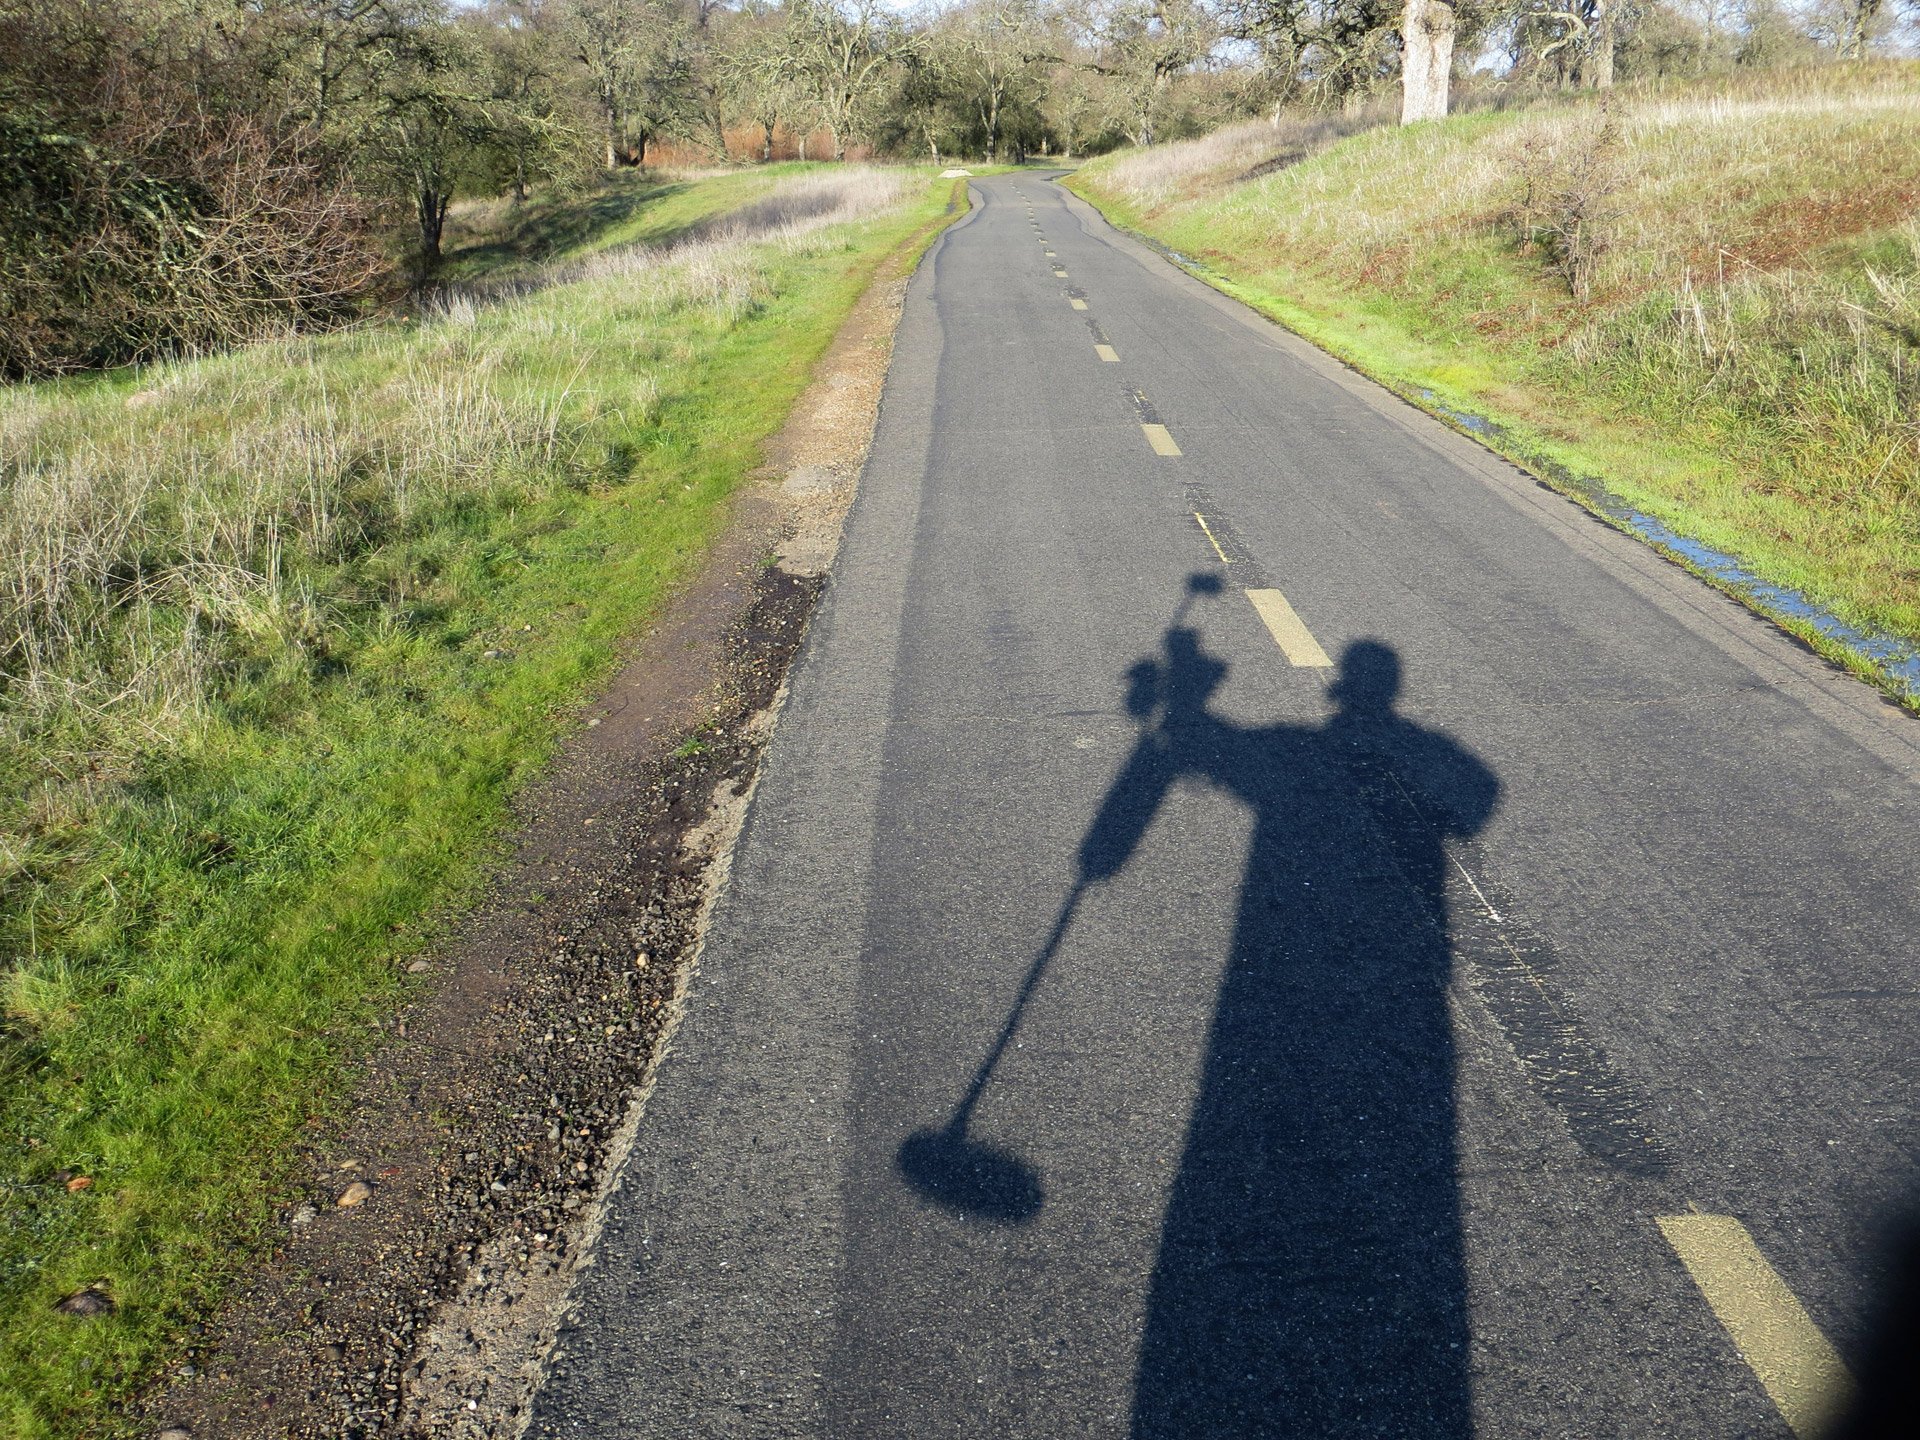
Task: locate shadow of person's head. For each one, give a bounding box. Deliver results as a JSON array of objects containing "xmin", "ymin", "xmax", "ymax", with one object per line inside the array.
[{"xmin": 1329, "ymin": 640, "xmax": 1401, "ymax": 719}]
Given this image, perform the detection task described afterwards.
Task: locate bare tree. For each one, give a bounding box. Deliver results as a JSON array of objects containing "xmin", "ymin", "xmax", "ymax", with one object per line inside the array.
[
  {"xmin": 945, "ymin": 0, "xmax": 1057, "ymax": 161},
  {"xmin": 566, "ymin": 0, "xmax": 695, "ymax": 167},
  {"xmin": 1085, "ymin": 0, "xmax": 1216, "ymax": 147},
  {"xmin": 786, "ymin": 0, "xmax": 900, "ymax": 160},
  {"xmin": 1041, "ymin": 55, "xmax": 1107, "ymax": 158},
  {"xmin": 719, "ymin": 5, "xmax": 804, "ymax": 160},
  {"xmin": 1840, "ymin": 0, "xmax": 1883, "ymax": 56},
  {"xmin": 687, "ymin": 0, "xmax": 739, "ymax": 161},
  {"xmin": 1505, "ymin": 0, "xmax": 1623, "ymax": 89},
  {"xmin": 469, "ymin": 0, "xmax": 585, "ymax": 201}
]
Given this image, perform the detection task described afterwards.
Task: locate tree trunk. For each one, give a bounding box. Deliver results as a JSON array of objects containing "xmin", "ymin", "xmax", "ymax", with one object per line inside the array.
[
  {"xmin": 604, "ymin": 98, "xmax": 620, "ymax": 170},
  {"xmin": 763, "ymin": 121, "xmax": 775, "ymax": 162},
  {"xmin": 1589, "ymin": 0, "xmax": 1615, "ymax": 88},
  {"xmin": 417, "ymin": 186, "xmax": 449, "ymax": 270},
  {"xmin": 1399, "ymin": 0, "xmax": 1456, "ymax": 124},
  {"xmin": 1843, "ymin": 0, "xmax": 1882, "ymax": 57}
]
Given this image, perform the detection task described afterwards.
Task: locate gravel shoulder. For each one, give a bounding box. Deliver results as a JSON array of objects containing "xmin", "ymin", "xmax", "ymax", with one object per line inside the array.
[{"xmin": 138, "ymin": 211, "xmax": 939, "ymax": 1440}]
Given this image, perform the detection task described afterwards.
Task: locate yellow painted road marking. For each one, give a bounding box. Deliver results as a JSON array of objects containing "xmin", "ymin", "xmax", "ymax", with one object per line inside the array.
[
  {"xmin": 1245, "ymin": 589, "xmax": 1333, "ymax": 667},
  {"xmin": 1095, "ymin": 344, "xmax": 1119, "ymax": 362},
  {"xmin": 1069, "ymin": 298, "xmax": 1088, "ymax": 310},
  {"xmin": 1142, "ymin": 423, "xmax": 1181, "ymax": 456},
  {"xmin": 1659, "ymin": 1214, "xmax": 1855, "ymax": 1438},
  {"xmin": 1046, "ymin": 250, "xmax": 1056, "ymax": 256},
  {"xmin": 1193, "ymin": 513, "xmax": 1229, "ymax": 564}
]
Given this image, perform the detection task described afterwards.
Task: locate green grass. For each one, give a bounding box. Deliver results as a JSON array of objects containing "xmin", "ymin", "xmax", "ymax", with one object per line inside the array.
[
  {"xmin": 1071, "ymin": 64, "xmax": 1920, "ymax": 690},
  {"xmin": 0, "ymin": 164, "xmax": 952, "ymax": 1436}
]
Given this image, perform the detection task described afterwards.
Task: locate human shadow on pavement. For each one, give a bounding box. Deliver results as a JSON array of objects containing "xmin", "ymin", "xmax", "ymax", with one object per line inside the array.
[
  {"xmin": 900, "ymin": 577, "xmax": 1498, "ymax": 1437},
  {"xmin": 1109, "ymin": 619, "xmax": 1495, "ymax": 1438}
]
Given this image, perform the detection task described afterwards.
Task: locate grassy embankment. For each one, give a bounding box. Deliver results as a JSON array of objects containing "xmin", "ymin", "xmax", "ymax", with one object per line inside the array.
[
  {"xmin": 435, "ymin": 162, "xmax": 809, "ymax": 282},
  {"xmin": 0, "ymin": 164, "xmax": 955, "ymax": 1436},
  {"xmin": 1071, "ymin": 64, "xmax": 1920, "ymax": 693}
]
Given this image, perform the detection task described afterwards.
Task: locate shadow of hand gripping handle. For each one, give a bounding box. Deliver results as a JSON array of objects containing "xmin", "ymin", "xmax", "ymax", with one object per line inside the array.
[{"xmin": 894, "ymin": 574, "xmax": 1223, "ymax": 1226}]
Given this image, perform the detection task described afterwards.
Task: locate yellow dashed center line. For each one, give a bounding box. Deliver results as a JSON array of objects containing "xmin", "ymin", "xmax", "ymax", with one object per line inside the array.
[
  {"xmin": 1244, "ymin": 588, "xmax": 1332, "ymax": 667},
  {"xmin": 1095, "ymin": 344, "xmax": 1119, "ymax": 362},
  {"xmin": 1142, "ymin": 423, "xmax": 1181, "ymax": 456},
  {"xmin": 1659, "ymin": 1215, "xmax": 1856, "ymax": 1438},
  {"xmin": 1069, "ymin": 298, "xmax": 1088, "ymax": 310}
]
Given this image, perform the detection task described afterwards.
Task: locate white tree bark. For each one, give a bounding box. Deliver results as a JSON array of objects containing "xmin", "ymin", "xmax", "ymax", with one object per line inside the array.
[{"xmin": 1399, "ymin": 0, "xmax": 1456, "ymax": 125}]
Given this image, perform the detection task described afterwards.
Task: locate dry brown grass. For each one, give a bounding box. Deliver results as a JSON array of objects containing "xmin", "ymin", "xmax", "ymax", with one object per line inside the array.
[
  {"xmin": 1091, "ymin": 108, "xmax": 1391, "ymax": 209},
  {"xmin": 1163, "ymin": 67, "xmax": 1920, "ymax": 297}
]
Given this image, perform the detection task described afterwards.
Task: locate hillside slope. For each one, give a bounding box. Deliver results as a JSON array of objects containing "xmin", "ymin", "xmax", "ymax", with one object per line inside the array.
[{"xmin": 1072, "ymin": 64, "xmax": 1920, "ymax": 688}]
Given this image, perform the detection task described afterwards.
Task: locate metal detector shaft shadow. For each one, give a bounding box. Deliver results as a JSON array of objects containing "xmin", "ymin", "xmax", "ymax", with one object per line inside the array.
[{"xmin": 894, "ymin": 879, "xmax": 1088, "ymax": 1225}]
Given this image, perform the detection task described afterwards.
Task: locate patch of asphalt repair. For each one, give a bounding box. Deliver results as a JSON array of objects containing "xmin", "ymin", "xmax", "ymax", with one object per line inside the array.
[{"xmin": 138, "ymin": 213, "xmax": 937, "ymax": 1440}]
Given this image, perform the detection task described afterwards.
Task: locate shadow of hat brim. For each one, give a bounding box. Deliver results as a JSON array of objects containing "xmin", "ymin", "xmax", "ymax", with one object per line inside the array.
[{"xmin": 895, "ymin": 1127, "xmax": 1044, "ymax": 1225}]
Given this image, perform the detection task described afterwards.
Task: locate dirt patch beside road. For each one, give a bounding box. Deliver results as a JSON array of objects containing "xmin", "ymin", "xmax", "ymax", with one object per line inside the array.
[{"xmin": 139, "ymin": 205, "xmax": 946, "ymax": 1440}]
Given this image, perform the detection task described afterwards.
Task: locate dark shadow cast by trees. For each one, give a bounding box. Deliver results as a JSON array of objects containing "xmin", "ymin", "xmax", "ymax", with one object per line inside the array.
[{"xmin": 897, "ymin": 574, "xmax": 1499, "ymax": 1437}]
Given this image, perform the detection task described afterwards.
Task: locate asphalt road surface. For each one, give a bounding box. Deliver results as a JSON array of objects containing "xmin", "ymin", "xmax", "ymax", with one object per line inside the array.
[{"xmin": 527, "ymin": 174, "xmax": 1920, "ymax": 1437}]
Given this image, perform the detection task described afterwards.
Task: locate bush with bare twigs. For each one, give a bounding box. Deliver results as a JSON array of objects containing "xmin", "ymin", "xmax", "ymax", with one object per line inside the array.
[
  {"xmin": 1501, "ymin": 106, "xmax": 1627, "ymax": 302},
  {"xmin": 0, "ymin": 10, "xmax": 387, "ymax": 378}
]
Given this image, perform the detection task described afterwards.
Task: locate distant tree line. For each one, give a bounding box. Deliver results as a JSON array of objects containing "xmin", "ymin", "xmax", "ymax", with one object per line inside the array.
[{"xmin": 0, "ymin": 0, "xmax": 1905, "ymax": 375}]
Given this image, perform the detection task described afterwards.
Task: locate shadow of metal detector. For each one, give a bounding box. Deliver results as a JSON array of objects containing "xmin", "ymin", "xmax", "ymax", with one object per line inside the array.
[{"xmin": 894, "ymin": 572, "xmax": 1225, "ymax": 1226}]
